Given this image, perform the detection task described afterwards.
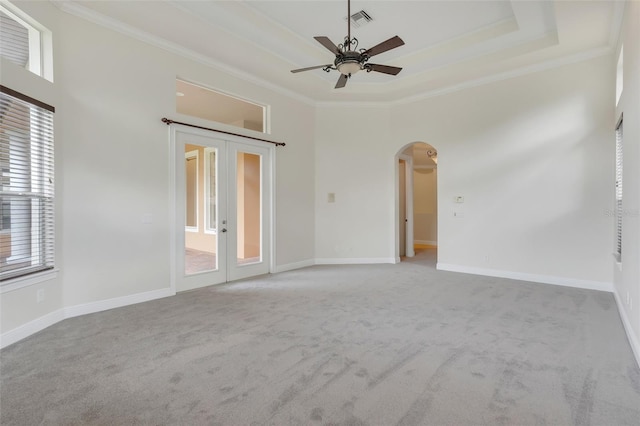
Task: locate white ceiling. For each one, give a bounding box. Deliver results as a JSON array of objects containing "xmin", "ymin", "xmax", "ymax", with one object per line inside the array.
[{"xmin": 55, "ymin": 0, "xmax": 624, "ymax": 104}]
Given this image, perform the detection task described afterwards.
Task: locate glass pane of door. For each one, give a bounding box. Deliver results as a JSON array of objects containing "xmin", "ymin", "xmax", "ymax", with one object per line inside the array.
[
  {"xmin": 236, "ymin": 152, "xmax": 261, "ymax": 266},
  {"xmin": 184, "ymin": 143, "xmax": 218, "ymax": 275}
]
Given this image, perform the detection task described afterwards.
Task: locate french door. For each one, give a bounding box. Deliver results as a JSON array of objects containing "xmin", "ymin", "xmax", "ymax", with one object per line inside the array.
[{"xmin": 172, "ymin": 126, "xmax": 272, "ymax": 292}]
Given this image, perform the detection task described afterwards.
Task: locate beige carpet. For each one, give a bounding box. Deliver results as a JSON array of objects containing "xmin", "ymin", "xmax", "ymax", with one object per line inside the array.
[{"xmin": 1, "ymin": 249, "xmax": 639, "ymax": 425}]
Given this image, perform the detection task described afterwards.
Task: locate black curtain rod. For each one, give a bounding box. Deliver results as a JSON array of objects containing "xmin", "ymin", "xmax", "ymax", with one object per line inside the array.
[{"xmin": 161, "ymin": 118, "xmax": 285, "ymax": 147}]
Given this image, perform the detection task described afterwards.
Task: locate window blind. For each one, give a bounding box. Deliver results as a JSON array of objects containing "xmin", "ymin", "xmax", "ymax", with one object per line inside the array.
[
  {"xmin": 615, "ymin": 119, "xmax": 623, "ymax": 261},
  {"xmin": 0, "ymin": 10, "xmax": 29, "ymax": 68},
  {"xmin": 0, "ymin": 86, "xmax": 54, "ymax": 281}
]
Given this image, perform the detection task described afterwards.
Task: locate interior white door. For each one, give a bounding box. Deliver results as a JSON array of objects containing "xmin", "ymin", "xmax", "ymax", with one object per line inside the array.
[{"xmin": 173, "ymin": 127, "xmax": 272, "ymax": 292}]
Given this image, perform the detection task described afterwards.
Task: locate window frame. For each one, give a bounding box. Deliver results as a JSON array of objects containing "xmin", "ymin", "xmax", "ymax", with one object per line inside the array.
[
  {"xmin": 614, "ymin": 116, "xmax": 623, "ymax": 264},
  {"xmin": 0, "ymin": 1, "xmax": 53, "ymax": 81},
  {"xmin": 616, "ymin": 45, "xmax": 623, "ymax": 106},
  {"xmin": 0, "ymin": 85, "xmax": 55, "ymax": 285},
  {"xmin": 175, "ymin": 79, "xmax": 269, "ymax": 134}
]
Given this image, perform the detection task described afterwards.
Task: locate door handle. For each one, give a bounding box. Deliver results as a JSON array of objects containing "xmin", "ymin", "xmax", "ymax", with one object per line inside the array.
[{"xmin": 221, "ymin": 228, "xmax": 227, "ymax": 233}]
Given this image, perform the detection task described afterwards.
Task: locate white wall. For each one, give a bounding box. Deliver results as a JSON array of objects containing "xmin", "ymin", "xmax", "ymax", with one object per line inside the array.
[
  {"xmin": 315, "ymin": 105, "xmax": 396, "ymax": 262},
  {"xmin": 315, "ymin": 55, "xmax": 614, "ymax": 288},
  {"xmin": 0, "ymin": 2, "xmax": 315, "ymax": 337},
  {"xmin": 614, "ymin": 1, "xmax": 640, "ymax": 359},
  {"xmin": 393, "ymin": 56, "xmax": 614, "ymax": 286}
]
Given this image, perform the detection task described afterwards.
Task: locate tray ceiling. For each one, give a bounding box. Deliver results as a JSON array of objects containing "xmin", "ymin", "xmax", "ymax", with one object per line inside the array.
[{"xmin": 55, "ymin": 1, "xmax": 623, "ymax": 103}]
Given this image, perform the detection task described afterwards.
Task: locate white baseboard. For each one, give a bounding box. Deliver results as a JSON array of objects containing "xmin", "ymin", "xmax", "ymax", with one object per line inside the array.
[
  {"xmin": 1, "ymin": 287, "xmax": 173, "ymax": 349},
  {"xmin": 273, "ymin": 259, "xmax": 315, "ymax": 273},
  {"xmin": 613, "ymin": 290, "xmax": 640, "ymax": 369},
  {"xmin": 415, "ymin": 240, "xmax": 437, "ymax": 246},
  {"xmin": 0, "ymin": 308, "xmax": 65, "ymax": 349},
  {"xmin": 315, "ymin": 257, "xmax": 397, "ymax": 265},
  {"xmin": 64, "ymin": 287, "xmax": 174, "ymax": 319},
  {"xmin": 436, "ymin": 263, "xmax": 614, "ymax": 293}
]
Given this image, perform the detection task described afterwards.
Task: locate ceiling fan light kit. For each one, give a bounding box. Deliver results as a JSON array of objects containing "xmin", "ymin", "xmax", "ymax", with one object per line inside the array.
[
  {"xmin": 336, "ymin": 56, "xmax": 362, "ymax": 75},
  {"xmin": 291, "ymin": 0, "xmax": 404, "ymax": 89}
]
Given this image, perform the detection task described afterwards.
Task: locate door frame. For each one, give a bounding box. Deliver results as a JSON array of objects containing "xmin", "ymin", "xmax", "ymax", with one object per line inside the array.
[
  {"xmin": 396, "ymin": 153, "xmax": 415, "ymax": 260},
  {"xmin": 168, "ymin": 124, "xmax": 275, "ymax": 294}
]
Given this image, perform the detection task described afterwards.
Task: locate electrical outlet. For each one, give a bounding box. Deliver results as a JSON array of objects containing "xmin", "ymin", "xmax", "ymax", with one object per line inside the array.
[
  {"xmin": 36, "ymin": 289, "xmax": 45, "ymax": 303},
  {"xmin": 327, "ymin": 193, "xmax": 335, "ymax": 203},
  {"xmin": 484, "ymin": 255, "xmax": 490, "ymax": 263}
]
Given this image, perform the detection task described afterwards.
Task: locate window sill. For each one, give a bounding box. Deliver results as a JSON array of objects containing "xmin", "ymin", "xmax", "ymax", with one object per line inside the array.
[{"xmin": 0, "ymin": 269, "xmax": 59, "ymax": 294}]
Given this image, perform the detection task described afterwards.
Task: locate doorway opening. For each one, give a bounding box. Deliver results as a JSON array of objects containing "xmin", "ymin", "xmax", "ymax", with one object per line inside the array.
[{"xmin": 396, "ymin": 142, "xmax": 438, "ymax": 265}]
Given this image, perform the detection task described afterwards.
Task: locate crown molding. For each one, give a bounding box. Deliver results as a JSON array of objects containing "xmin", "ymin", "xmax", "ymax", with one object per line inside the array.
[
  {"xmin": 390, "ymin": 46, "xmax": 612, "ymax": 106},
  {"xmin": 272, "ymin": 42, "xmax": 611, "ymax": 108},
  {"xmin": 316, "ymin": 100, "xmax": 391, "ymax": 108},
  {"xmin": 316, "ymin": 45, "xmax": 611, "ymax": 107},
  {"xmin": 51, "ymin": 0, "xmax": 316, "ymax": 107}
]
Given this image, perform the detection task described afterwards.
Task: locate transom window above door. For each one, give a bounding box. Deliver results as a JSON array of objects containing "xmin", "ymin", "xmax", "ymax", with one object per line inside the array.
[{"xmin": 176, "ymin": 79, "xmax": 268, "ymax": 133}]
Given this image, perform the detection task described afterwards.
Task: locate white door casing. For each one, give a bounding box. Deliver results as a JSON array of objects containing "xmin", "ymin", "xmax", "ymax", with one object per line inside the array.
[{"xmin": 397, "ymin": 153, "xmax": 415, "ymax": 259}]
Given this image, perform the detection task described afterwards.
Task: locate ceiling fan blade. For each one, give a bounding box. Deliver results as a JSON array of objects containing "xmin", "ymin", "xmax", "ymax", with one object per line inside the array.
[
  {"xmin": 367, "ymin": 64, "xmax": 403, "ymax": 75},
  {"xmin": 314, "ymin": 36, "xmax": 341, "ymax": 55},
  {"xmin": 291, "ymin": 64, "xmax": 332, "ymax": 73},
  {"xmin": 363, "ymin": 36, "xmax": 405, "ymax": 57},
  {"xmin": 335, "ymin": 74, "xmax": 348, "ymax": 89}
]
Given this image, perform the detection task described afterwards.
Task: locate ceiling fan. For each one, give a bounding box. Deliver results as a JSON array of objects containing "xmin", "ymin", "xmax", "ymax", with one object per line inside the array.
[{"xmin": 290, "ymin": 0, "xmax": 405, "ymax": 89}]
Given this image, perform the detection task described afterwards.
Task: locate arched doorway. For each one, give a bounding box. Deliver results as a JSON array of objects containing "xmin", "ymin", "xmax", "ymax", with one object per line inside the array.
[{"xmin": 395, "ymin": 142, "xmax": 438, "ymax": 263}]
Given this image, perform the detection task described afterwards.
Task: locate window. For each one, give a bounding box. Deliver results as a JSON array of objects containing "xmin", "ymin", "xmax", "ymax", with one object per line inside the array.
[
  {"xmin": 0, "ymin": 86, "xmax": 54, "ymax": 282},
  {"xmin": 176, "ymin": 79, "xmax": 267, "ymax": 133},
  {"xmin": 616, "ymin": 46, "xmax": 623, "ymax": 106},
  {"xmin": 185, "ymin": 150, "xmax": 198, "ymax": 232},
  {"xmin": 614, "ymin": 118, "xmax": 623, "ymax": 262},
  {"xmin": 0, "ymin": 1, "xmax": 53, "ymax": 81}
]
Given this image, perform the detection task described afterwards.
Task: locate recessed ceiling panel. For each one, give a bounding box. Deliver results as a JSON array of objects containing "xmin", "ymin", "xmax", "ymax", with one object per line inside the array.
[
  {"xmin": 58, "ymin": 0, "xmax": 621, "ymax": 103},
  {"xmin": 246, "ymin": 1, "xmax": 515, "ymax": 59}
]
